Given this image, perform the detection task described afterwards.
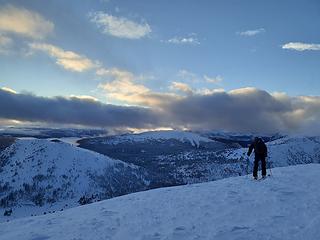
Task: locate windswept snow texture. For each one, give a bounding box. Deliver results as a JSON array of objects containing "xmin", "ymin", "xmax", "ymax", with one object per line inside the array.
[
  {"xmin": 0, "ymin": 139, "xmax": 149, "ymax": 221},
  {"xmin": 1, "ymin": 164, "xmax": 320, "ymax": 240}
]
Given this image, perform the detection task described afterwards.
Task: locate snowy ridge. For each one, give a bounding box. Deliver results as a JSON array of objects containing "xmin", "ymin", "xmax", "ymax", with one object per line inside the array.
[
  {"xmin": 102, "ymin": 130, "xmax": 214, "ymax": 147},
  {"xmin": 1, "ymin": 164, "xmax": 319, "ymax": 240},
  {"xmin": 0, "ymin": 139, "xmax": 149, "ymax": 221}
]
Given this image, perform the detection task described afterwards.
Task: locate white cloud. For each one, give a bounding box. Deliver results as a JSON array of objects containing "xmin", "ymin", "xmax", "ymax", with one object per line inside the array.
[
  {"xmin": 204, "ymin": 75, "xmax": 223, "ymax": 84},
  {"xmin": 170, "ymin": 82, "xmax": 193, "ymax": 94},
  {"xmin": 98, "ymin": 79, "xmax": 174, "ymax": 107},
  {"xmin": 282, "ymin": 42, "xmax": 320, "ymax": 51},
  {"xmin": 89, "ymin": 12, "xmax": 151, "ymax": 39},
  {"xmin": 69, "ymin": 95, "xmax": 98, "ymax": 102},
  {"xmin": 238, "ymin": 28, "xmax": 265, "ymax": 37},
  {"xmin": 97, "ymin": 67, "xmax": 179, "ymax": 106},
  {"xmin": 0, "ymin": 5, "xmax": 54, "ymax": 39},
  {"xmin": 29, "ymin": 43, "xmax": 98, "ymax": 72},
  {"xmin": 177, "ymin": 70, "xmax": 223, "ymax": 85},
  {"xmin": 1, "ymin": 86, "xmax": 17, "ymax": 94},
  {"xmin": 96, "ymin": 67, "xmax": 136, "ymax": 81},
  {"xmin": 167, "ymin": 36, "xmax": 200, "ymax": 45}
]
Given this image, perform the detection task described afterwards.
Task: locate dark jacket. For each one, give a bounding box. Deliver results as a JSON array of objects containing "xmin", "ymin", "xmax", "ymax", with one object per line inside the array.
[{"xmin": 247, "ymin": 138, "xmax": 268, "ymax": 157}]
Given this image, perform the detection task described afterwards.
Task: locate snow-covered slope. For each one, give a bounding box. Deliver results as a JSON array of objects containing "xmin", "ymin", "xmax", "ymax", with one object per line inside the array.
[
  {"xmin": 1, "ymin": 164, "xmax": 319, "ymax": 240},
  {"xmin": 0, "ymin": 139, "xmax": 149, "ymax": 220}
]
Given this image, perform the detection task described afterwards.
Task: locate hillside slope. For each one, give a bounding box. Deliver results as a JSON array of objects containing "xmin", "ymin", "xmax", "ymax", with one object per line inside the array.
[
  {"xmin": 0, "ymin": 139, "xmax": 149, "ymax": 220},
  {"xmin": 1, "ymin": 164, "xmax": 319, "ymax": 240}
]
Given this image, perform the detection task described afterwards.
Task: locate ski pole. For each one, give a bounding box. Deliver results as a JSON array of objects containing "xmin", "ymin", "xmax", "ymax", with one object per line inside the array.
[{"xmin": 246, "ymin": 155, "xmax": 250, "ymax": 176}]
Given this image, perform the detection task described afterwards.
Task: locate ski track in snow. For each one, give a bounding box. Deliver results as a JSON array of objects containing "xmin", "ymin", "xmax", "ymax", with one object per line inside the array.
[{"xmin": 0, "ymin": 164, "xmax": 319, "ymax": 240}]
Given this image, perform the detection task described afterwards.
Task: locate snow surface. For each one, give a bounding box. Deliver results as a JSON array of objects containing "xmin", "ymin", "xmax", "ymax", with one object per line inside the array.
[
  {"xmin": 1, "ymin": 164, "xmax": 320, "ymax": 240},
  {"xmin": 105, "ymin": 130, "xmax": 214, "ymax": 147}
]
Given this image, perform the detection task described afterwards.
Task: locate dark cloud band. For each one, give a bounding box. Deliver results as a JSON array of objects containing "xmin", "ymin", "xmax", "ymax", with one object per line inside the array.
[
  {"xmin": 1, "ymin": 88, "xmax": 320, "ymax": 134},
  {"xmin": 0, "ymin": 89, "xmax": 160, "ymax": 128}
]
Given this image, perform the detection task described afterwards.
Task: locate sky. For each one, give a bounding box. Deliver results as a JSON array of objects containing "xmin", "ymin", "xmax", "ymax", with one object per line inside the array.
[{"xmin": 0, "ymin": 0, "xmax": 320, "ymax": 134}]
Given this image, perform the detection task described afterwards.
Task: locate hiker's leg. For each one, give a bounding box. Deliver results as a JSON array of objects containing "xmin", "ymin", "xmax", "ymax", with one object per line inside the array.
[
  {"xmin": 253, "ymin": 158, "xmax": 259, "ymax": 178},
  {"xmin": 261, "ymin": 156, "xmax": 267, "ymax": 176}
]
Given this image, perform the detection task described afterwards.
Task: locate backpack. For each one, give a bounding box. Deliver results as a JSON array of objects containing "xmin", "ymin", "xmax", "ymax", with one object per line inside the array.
[{"xmin": 255, "ymin": 138, "xmax": 266, "ymax": 155}]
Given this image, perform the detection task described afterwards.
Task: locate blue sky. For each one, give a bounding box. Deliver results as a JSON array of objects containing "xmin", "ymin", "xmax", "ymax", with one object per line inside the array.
[
  {"xmin": 0, "ymin": 0, "xmax": 320, "ymax": 133},
  {"xmin": 1, "ymin": 0, "xmax": 320, "ymax": 97}
]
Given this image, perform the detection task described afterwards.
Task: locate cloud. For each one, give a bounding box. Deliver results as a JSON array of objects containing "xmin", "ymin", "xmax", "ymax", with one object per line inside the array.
[
  {"xmin": 238, "ymin": 28, "xmax": 265, "ymax": 37},
  {"xmin": 166, "ymin": 36, "xmax": 200, "ymax": 45},
  {"xmin": 204, "ymin": 75, "xmax": 223, "ymax": 84},
  {"xmin": 89, "ymin": 12, "xmax": 151, "ymax": 39},
  {"xmin": 96, "ymin": 67, "xmax": 136, "ymax": 81},
  {"xmin": 69, "ymin": 95, "xmax": 99, "ymax": 102},
  {"xmin": 2, "ymin": 87, "xmax": 320, "ymax": 134},
  {"xmin": 1, "ymin": 86, "xmax": 17, "ymax": 94},
  {"xmin": 0, "ymin": 88, "xmax": 160, "ymax": 128},
  {"xmin": 99, "ymin": 78, "xmax": 149, "ymax": 102},
  {"xmin": 0, "ymin": 34, "xmax": 13, "ymax": 54},
  {"xmin": 177, "ymin": 69, "xmax": 199, "ymax": 82},
  {"xmin": 0, "ymin": 5, "xmax": 54, "ymax": 39},
  {"xmin": 282, "ymin": 42, "xmax": 320, "ymax": 51},
  {"xmin": 29, "ymin": 43, "xmax": 98, "ymax": 72},
  {"xmin": 163, "ymin": 87, "xmax": 320, "ymax": 134},
  {"xmin": 97, "ymin": 67, "xmax": 178, "ymax": 106},
  {"xmin": 0, "ymin": 35, "xmax": 12, "ymax": 46},
  {"xmin": 170, "ymin": 82, "xmax": 193, "ymax": 94},
  {"xmin": 177, "ymin": 70, "xmax": 223, "ymax": 85}
]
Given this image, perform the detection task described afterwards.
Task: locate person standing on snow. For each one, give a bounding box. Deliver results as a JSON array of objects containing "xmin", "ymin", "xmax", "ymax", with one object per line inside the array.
[{"xmin": 247, "ymin": 137, "xmax": 268, "ymax": 180}]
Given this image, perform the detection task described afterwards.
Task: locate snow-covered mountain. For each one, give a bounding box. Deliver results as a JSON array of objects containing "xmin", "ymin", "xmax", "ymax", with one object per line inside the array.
[
  {"xmin": 79, "ymin": 131, "xmax": 320, "ymax": 184},
  {"xmin": 78, "ymin": 130, "xmax": 236, "ymax": 185},
  {"xmin": 1, "ymin": 164, "xmax": 319, "ymax": 240},
  {"xmin": 0, "ymin": 138, "xmax": 149, "ymax": 221},
  {"xmin": 80, "ymin": 130, "xmax": 219, "ymax": 147}
]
